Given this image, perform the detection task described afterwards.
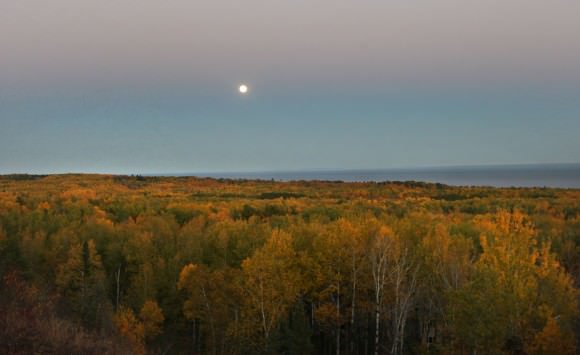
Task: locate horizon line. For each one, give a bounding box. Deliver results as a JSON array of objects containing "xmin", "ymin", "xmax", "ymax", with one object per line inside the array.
[{"xmin": 2, "ymin": 161, "xmax": 580, "ymax": 177}]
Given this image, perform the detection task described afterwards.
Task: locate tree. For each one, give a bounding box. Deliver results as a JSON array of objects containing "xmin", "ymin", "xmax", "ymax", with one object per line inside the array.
[
  {"xmin": 387, "ymin": 232, "xmax": 419, "ymax": 355},
  {"xmin": 178, "ymin": 263, "xmax": 239, "ymax": 354},
  {"xmin": 450, "ymin": 210, "xmax": 578, "ymax": 353},
  {"xmin": 140, "ymin": 299, "xmax": 164, "ymax": 340},
  {"xmin": 240, "ymin": 230, "xmax": 303, "ymax": 352},
  {"xmin": 528, "ymin": 315, "xmax": 576, "ymax": 355},
  {"xmin": 178, "ymin": 263, "xmax": 219, "ymax": 354},
  {"xmin": 114, "ymin": 307, "xmax": 145, "ymax": 355},
  {"xmin": 56, "ymin": 239, "xmax": 108, "ymax": 325},
  {"xmin": 313, "ymin": 220, "xmax": 353, "ymax": 355},
  {"xmin": 367, "ymin": 225, "xmax": 393, "ymax": 355},
  {"xmin": 419, "ymin": 222, "xmax": 473, "ymax": 347}
]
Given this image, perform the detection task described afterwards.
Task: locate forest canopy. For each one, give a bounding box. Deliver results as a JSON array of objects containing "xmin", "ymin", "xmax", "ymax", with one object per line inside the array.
[{"xmin": 0, "ymin": 174, "xmax": 578, "ymax": 354}]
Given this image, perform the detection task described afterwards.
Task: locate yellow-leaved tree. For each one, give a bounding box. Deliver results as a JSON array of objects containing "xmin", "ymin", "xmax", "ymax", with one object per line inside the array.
[
  {"xmin": 178, "ymin": 262, "xmax": 240, "ymax": 354},
  {"xmin": 114, "ymin": 307, "xmax": 145, "ymax": 355},
  {"xmin": 450, "ymin": 210, "xmax": 577, "ymax": 354},
  {"xmin": 240, "ymin": 230, "xmax": 303, "ymax": 352},
  {"xmin": 140, "ymin": 299, "xmax": 164, "ymax": 340}
]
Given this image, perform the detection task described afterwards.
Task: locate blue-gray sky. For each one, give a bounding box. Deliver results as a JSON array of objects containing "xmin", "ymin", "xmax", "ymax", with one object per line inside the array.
[{"xmin": 1, "ymin": 0, "xmax": 579, "ymax": 174}]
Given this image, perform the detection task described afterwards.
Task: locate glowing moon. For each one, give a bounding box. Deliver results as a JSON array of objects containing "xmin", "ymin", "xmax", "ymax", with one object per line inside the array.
[{"xmin": 238, "ymin": 84, "xmax": 248, "ymax": 94}]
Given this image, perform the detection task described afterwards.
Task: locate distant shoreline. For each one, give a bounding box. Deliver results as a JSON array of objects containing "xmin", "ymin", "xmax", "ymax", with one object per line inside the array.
[
  {"xmin": 2, "ymin": 163, "xmax": 580, "ymax": 189},
  {"xmin": 163, "ymin": 163, "xmax": 580, "ymax": 189}
]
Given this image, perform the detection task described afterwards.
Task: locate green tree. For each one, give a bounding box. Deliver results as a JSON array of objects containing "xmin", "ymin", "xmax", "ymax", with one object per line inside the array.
[{"xmin": 56, "ymin": 239, "xmax": 108, "ymax": 326}]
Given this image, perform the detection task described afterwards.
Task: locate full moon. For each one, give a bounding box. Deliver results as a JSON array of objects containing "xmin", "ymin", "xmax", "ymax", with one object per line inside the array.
[{"xmin": 238, "ymin": 84, "xmax": 248, "ymax": 94}]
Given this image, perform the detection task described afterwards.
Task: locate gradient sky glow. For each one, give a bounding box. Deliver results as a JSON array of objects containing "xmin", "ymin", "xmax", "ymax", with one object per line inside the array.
[{"xmin": 1, "ymin": 0, "xmax": 579, "ymax": 174}]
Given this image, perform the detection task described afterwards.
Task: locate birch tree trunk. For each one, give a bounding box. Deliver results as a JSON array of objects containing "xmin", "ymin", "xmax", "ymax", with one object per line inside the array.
[
  {"xmin": 336, "ymin": 281, "xmax": 340, "ymax": 355},
  {"xmin": 389, "ymin": 247, "xmax": 419, "ymax": 355},
  {"xmin": 369, "ymin": 227, "xmax": 392, "ymax": 355},
  {"xmin": 115, "ymin": 265, "xmax": 121, "ymax": 311}
]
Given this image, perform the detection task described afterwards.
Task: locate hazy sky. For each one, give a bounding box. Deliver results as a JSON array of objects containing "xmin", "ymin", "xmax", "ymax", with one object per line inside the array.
[{"xmin": 1, "ymin": 0, "xmax": 579, "ymax": 174}]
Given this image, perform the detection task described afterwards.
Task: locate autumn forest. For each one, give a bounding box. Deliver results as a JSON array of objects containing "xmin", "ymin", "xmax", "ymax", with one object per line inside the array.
[{"xmin": 0, "ymin": 174, "xmax": 578, "ymax": 354}]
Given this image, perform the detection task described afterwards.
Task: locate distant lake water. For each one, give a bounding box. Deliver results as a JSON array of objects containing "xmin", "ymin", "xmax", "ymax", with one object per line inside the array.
[{"xmin": 184, "ymin": 164, "xmax": 580, "ymax": 188}]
